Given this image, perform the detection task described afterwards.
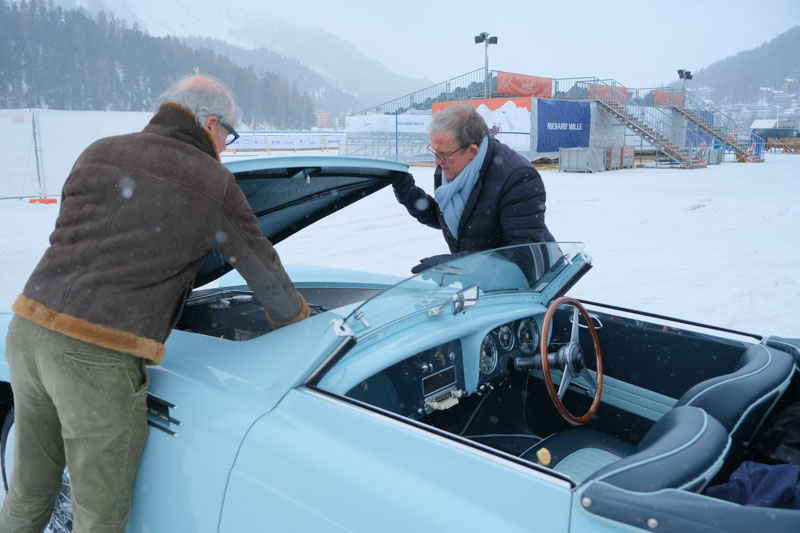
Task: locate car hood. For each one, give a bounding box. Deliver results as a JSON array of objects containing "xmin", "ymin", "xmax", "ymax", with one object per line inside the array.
[{"xmin": 195, "ymin": 155, "xmax": 411, "ymax": 287}]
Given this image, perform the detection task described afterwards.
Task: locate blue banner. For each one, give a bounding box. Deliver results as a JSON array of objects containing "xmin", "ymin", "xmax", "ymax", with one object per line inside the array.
[
  {"xmin": 536, "ymin": 100, "xmax": 591, "ymax": 152},
  {"xmin": 687, "ymin": 109, "xmax": 714, "ymax": 147}
]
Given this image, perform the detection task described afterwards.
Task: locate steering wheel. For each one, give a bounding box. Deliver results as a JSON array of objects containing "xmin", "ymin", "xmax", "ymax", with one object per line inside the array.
[{"xmin": 539, "ymin": 296, "xmax": 603, "ymax": 425}]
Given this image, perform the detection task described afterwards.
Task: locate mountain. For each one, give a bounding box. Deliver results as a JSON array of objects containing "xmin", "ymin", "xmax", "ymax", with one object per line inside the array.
[
  {"xmin": 183, "ymin": 36, "xmax": 364, "ymax": 116},
  {"xmin": 230, "ymin": 17, "xmax": 433, "ymax": 110},
  {"xmin": 51, "ymin": 0, "xmax": 434, "ymax": 112},
  {"xmin": 689, "ymin": 25, "xmax": 800, "ymax": 104},
  {"xmin": 0, "ymin": 1, "xmax": 315, "ymax": 128}
]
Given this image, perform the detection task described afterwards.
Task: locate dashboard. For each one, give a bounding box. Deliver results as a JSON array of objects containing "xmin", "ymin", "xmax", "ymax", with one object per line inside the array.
[
  {"xmin": 479, "ymin": 317, "xmax": 541, "ymax": 377},
  {"xmin": 346, "ymin": 315, "xmax": 542, "ymax": 420}
]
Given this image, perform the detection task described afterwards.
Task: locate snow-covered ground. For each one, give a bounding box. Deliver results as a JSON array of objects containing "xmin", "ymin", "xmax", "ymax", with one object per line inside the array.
[{"xmin": 1, "ymin": 153, "xmax": 798, "ymax": 338}]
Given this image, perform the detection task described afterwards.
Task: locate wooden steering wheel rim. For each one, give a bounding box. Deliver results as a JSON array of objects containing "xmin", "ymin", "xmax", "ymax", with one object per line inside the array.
[{"xmin": 539, "ymin": 296, "xmax": 603, "ymax": 425}]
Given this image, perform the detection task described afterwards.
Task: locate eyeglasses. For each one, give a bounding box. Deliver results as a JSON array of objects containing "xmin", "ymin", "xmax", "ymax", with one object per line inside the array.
[
  {"xmin": 427, "ymin": 144, "xmax": 465, "ymax": 163},
  {"xmin": 218, "ymin": 119, "xmax": 240, "ymax": 146}
]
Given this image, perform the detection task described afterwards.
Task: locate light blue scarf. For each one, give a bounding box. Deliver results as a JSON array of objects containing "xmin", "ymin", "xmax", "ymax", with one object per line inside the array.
[{"xmin": 434, "ymin": 135, "xmax": 489, "ymax": 238}]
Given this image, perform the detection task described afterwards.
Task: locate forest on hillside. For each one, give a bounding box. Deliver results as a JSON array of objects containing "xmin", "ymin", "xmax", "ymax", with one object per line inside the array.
[
  {"xmin": 693, "ymin": 26, "xmax": 800, "ymax": 104},
  {"xmin": 0, "ymin": 0, "xmax": 315, "ymax": 128}
]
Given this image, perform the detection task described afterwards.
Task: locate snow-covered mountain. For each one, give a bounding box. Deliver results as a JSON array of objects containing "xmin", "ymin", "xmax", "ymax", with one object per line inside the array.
[{"xmin": 53, "ymin": 0, "xmax": 433, "ymax": 109}]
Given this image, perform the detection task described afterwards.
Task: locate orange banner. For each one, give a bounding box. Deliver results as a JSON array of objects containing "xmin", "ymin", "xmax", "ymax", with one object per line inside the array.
[
  {"xmin": 653, "ymin": 90, "xmax": 683, "ymax": 106},
  {"xmin": 432, "ymin": 96, "xmax": 531, "ymax": 114},
  {"xmin": 496, "ymin": 71, "xmax": 552, "ymax": 97},
  {"xmin": 588, "ymin": 83, "xmax": 628, "ymax": 105}
]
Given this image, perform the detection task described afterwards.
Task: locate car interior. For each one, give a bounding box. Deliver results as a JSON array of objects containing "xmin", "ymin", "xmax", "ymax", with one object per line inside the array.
[
  {"xmin": 176, "ymin": 278, "xmax": 798, "ymax": 495},
  {"xmin": 341, "ymin": 299, "xmax": 795, "ymax": 489}
]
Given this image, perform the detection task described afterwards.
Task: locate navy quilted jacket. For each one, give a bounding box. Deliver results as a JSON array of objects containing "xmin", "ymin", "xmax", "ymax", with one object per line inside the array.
[{"xmin": 396, "ymin": 137, "xmax": 555, "ymax": 253}]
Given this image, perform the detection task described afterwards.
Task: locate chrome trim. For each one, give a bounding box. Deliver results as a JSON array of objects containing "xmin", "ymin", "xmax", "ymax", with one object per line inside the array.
[
  {"xmin": 146, "ymin": 392, "xmax": 176, "ymax": 410},
  {"xmin": 579, "ymin": 300, "xmax": 761, "ymax": 341},
  {"xmin": 147, "ymin": 420, "xmax": 178, "ymax": 437},
  {"xmin": 146, "ymin": 393, "xmax": 182, "ymax": 436},
  {"xmin": 331, "ymin": 318, "xmax": 355, "ymax": 337},
  {"xmin": 305, "ymin": 334, "xmax": 357, "ymax": 386}
]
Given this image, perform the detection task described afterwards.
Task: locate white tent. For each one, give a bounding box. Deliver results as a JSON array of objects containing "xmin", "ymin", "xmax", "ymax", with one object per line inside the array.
[{"xmin": 749, "ymin": 118, "xmax": 778, "ymax": 130}]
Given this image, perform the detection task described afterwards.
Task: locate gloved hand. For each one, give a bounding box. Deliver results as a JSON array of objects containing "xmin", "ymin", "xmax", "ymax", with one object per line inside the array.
[
  {"xmin": 411, "ymin": 252, "xmax": 469, "ymax": 274},
  {"xmin": 392, "ymin": 173, "xmax": 418, "ymax": 206},
  {"xmin": 267, "ymin": 293, "xmax": 310, "ymax": 330}
]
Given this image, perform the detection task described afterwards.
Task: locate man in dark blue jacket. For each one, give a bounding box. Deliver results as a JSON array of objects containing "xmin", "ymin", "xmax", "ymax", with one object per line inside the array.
[{"xmin": 393, "ymin": 103, "xmax": 555, "ymax": 272}]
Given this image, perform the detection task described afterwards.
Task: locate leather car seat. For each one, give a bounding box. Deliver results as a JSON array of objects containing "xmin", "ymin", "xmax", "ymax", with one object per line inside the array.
[
  {"xmin": 675, "ymin": 344, "xmax": 794, "ymax": 454},
  {"xmin": 521, "ymin": 406, "xmax": 729, "ymax": 491},
  {"xmin": 519, "ymin": 344, "xmax": 794, "ymax": 488}
]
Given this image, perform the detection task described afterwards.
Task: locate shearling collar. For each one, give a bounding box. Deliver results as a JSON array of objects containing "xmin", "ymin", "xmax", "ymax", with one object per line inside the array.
[{"xmin": 144, "ymin": 103, "xmax": 220, "ymax": 162}]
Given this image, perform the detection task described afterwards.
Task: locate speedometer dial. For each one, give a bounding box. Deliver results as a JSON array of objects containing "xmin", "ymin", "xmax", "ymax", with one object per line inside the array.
[
  {"xmin": 497, "ymin": 325, "xmax": 515, "ymax": 351},
  {"xmin": 517, "ymin": 319, "xmax": 540, "ymax": 354},
  {"xmin": 479, "ymin": 334, "xmax": 498, "ymax": 374}
]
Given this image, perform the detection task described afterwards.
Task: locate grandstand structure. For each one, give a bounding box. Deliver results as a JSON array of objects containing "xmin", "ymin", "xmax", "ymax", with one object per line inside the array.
[{"xmin": 347, "ymin": 69, "xmax": 764, "ymax": 168}]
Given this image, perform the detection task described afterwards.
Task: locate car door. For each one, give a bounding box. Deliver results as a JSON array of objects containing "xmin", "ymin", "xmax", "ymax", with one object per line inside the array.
[{"xmin": 220, "ymin": 387, "xmax": 574, "ymax": 532}]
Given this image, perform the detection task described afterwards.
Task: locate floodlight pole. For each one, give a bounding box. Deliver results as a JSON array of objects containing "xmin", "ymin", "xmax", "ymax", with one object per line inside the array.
[
  {"xmin": 484, "ymin": 39, "xmax": 489, "ymax": 98},
  {"xmin": 475, "ymin": 32, "xmax": 497, "ymax": 99},
  {"xmin": 677, "ymin": 68, "xmax": 692, "ymax": 102}
]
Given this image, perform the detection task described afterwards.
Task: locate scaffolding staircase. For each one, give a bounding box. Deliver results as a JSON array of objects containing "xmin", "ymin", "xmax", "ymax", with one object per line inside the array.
[
  {"xmin": 598, "ymin": 99, "xmax": 706, "ymax": 169},
  {"xmin": 665, "ymin": 91, "xmax": 765, "ymax": 162},
  {"xmin": 559, "ymin": 78, "xmax": 707, "ymax": 169},
  {"xmin": 352, "ymin": 71, "xmax": 764, "ymax": 167}
]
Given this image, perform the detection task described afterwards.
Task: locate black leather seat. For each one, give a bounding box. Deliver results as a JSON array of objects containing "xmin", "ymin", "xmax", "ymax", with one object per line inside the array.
[
  {"xmin": 675, "ymin": 344, "xmax": 794, "ymax": 451},
  {"xmin": 520, "ymin": 343, "xmax": 794, "ymax": 487},
  {"xmin": 521, "ymin": 406, "xmax": 729, "ymax": 490},
  {"xmin": 585, "ymin": 406, "xmax": 729, "ymax": 492},
  {"xmin": 765, "ymin": 336, "xmax": 800, "ymax": 367}
]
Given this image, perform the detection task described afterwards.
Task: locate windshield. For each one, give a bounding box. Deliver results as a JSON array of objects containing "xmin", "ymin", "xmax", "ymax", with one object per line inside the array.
[{"xmin": 343, "ymin": 242, "xmax": 587, "ymax": 339}]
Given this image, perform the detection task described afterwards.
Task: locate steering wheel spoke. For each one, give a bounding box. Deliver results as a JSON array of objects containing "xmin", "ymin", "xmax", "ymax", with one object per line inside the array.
[
  {"xmin": 570, "ymin": 306, "xmax": 580, "ymax": 343},
  {"xmin": 557, "ymin": 364, "xmax": 575, "ymax": 401},
  {"xmin": 576, "ymin": 366, "xmax": 598, "ymax": 396},
  {"xmin": 540, "ymin": 297, "xmax": 603, "ymax": 425}
]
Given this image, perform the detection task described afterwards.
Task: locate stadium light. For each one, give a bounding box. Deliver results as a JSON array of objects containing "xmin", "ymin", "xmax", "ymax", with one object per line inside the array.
[
  {"xmin": 678, "ymin": 68, "xmax": 692, "ymax": 97},
  {"xmin": 475, "ymin": 32, "xmax": 498, "ymax": 98}
]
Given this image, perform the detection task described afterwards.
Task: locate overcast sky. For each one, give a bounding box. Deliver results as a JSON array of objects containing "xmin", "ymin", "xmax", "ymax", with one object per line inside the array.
[{"xmin": 244, "ymin": 0, "xmax": 799, "ymax": 88}]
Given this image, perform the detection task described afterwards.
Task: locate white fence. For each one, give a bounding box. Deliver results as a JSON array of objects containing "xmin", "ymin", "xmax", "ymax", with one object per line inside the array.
[
  {"xmin": 228, "ymin": 132, "xmax": 344, "ymax": 154},
  {"xmin": 0, "ymin": 109, "xmax": 151, "ymax": 199},
  {"xmin": 0, "ymin": 109, "xmax": 344, "ymax": 199}
]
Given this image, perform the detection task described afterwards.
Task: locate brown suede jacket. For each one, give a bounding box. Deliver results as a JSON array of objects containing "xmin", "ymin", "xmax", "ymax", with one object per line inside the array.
[{"xmin": 13, "ymin": 104, "xmax": 308, "ymax": 364}]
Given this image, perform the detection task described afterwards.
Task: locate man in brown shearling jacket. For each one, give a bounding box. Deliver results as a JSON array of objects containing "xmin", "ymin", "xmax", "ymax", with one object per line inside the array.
[{"xmin": 0, "ymin": 75, "xmax": 309, "ymax": 532}]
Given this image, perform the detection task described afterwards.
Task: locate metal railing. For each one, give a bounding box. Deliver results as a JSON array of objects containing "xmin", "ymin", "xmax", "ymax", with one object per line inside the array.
[
  {"xmin": 351, "ymin": 70, "xmax": 766, "ymax": 165},
  {"xmin": 354, "ymin": 68, "xmax": 491, "ymax": 115},
  {"xmin": 343, "ymin": 132, "xmax": 430, "ymax": 162},
  {"xmin": 661, "ymin": 89, "xmax": 764, "ymax": 161},
  {"xmin": 556, "ymin": 78, "xmax": 708, "ymax": 167}
]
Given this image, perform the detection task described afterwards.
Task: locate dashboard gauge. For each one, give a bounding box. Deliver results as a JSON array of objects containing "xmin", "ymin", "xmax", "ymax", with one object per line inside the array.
[
  {"xmin": 479, "ymin": 334, "xmax": 499, "ymax": 374},
  {"xmin": 497, "ymin": 324, "xmax": 515, "ymax": 351},
  {"xmin": 517, "ymin": 319, "xmax": 540, "ymax": 355}
]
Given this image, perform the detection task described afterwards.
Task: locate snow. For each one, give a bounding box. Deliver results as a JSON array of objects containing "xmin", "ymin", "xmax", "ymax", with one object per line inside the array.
[{"xmin": 1, "ymin": 153, "xmax": 799, "ymax": 339}]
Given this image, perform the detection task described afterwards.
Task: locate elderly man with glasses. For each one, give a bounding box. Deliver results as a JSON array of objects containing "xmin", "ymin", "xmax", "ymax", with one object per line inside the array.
[
  {"xmin": 0, "ymin": 74, "xmax": 308, "ymax": 533},
  {"xmin": 393, "ymin": 103, "xmax": 555, "ymax": 273}
]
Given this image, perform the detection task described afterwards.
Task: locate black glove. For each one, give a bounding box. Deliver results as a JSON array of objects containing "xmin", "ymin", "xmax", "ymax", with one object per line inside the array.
[
  {"xmin": 411, "ymin": 252, "xmax": 469, "ymax": 274},
  {"xmin": 392, "ymin": 173, "xmax": 418, "ymax": 206}
]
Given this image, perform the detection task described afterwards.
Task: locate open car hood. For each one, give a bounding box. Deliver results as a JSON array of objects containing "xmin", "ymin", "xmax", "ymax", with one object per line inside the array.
[{"xmin": 195, "ymin": 155, "xmax": 411, "ymax": 287}]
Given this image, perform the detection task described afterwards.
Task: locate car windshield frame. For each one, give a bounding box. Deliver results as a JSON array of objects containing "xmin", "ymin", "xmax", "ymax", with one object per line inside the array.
[{"xmin": 343, "ymin": 242, "xmax": 587, "ymax": 341}]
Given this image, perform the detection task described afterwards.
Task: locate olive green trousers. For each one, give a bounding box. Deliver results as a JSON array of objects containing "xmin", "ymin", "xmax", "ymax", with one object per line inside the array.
[{"xmin": 0, "ymin": 315, "xmax": 148, "ymax": 533}]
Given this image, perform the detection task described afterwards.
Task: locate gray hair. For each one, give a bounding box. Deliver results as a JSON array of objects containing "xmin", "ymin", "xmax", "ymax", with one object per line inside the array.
[
  {"xmin": 154, "ymin": 74, "xmax": 237, "ymax": 127},
  {"xmin": 429, "ymin": 103, "xmax": 489, "ymax": 147}
]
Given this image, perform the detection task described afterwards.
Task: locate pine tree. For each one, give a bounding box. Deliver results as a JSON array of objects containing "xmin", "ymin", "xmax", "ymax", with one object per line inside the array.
[{"xmin": 0, "ymin": 1, "xmax": 316, "ymax": 127}]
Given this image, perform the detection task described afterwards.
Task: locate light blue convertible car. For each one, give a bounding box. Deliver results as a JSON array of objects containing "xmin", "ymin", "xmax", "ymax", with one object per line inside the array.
[{"xmin": 1, "ymin": 156, "xmax": 799, "ymax": 532}]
